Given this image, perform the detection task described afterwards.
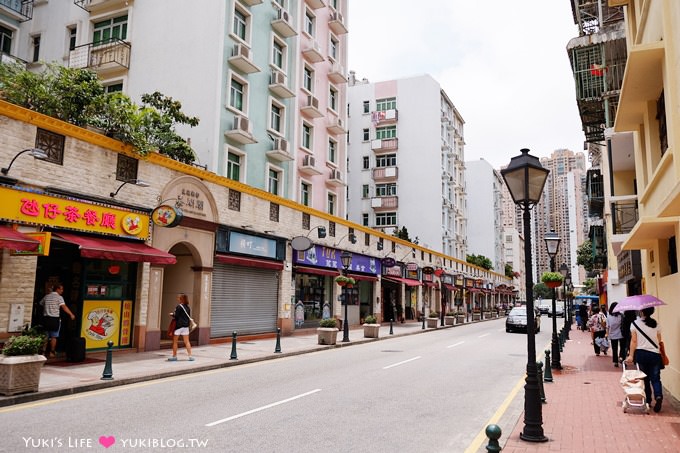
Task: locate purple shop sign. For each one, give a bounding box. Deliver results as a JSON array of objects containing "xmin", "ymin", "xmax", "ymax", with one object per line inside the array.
[{"xmin": 293, "ymin": 245, "xmax": 381, "ymax": 275}]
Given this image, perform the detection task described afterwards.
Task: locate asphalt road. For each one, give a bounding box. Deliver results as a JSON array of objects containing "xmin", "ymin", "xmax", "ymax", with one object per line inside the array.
[{"xmin": 0, "ymin": 318, "xmax": 552, "ymax": 453}]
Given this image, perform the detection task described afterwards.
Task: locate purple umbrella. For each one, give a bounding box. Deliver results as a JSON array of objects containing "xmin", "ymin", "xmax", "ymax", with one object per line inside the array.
[{"xmin": 612, "ymin": 294, "xmax": 666, "ymax": 313}]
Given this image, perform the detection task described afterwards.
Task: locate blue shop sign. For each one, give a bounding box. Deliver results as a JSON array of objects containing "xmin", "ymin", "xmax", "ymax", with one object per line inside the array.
[
  {"xmin": 294, "ymin": 244, "xmax": 381, "ymax": 275},
  {"xmin": 216, "ymin": 227, "xmax": 285, "ymax": 260}
]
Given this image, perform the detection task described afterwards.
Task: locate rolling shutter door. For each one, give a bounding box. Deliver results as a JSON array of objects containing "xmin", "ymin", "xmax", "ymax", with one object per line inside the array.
[{"xmin": 211, "ymin": 263, "xmax": 278, "ymax": 337}]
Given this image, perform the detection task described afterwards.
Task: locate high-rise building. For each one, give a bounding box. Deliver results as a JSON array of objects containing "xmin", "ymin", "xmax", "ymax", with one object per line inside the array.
[
  {"xmin": 1, "ymin": 0, "xmax": 349, "ymax": 215},
  {"xmin": 346, "ymin": 73, "xmax": 467, "ymax": 259}
]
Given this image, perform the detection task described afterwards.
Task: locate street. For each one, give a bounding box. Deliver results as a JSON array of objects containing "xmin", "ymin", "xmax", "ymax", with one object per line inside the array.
[{"xmin": 0, "ymin": 318, "xmax": 552, "ymax": 453}]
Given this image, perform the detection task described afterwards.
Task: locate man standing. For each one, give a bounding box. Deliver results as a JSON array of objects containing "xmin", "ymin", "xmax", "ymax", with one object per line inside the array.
[{"xmin": 39, "ymin": 284, "xmax": 76, "ymax": 358}]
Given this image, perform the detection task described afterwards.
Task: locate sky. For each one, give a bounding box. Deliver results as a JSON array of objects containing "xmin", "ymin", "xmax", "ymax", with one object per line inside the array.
[{"xmin": 347, "ymin": 0, "xmax": 586, "ymax": 169}]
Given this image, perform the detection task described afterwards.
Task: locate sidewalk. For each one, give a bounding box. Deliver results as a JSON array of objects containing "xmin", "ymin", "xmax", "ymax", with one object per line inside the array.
[{"xmin": 502, "ymin": 326, "xmax": 680, "ymax": 452}]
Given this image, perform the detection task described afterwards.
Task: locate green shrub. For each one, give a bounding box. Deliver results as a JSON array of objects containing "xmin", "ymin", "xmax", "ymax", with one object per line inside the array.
[
  {"xmin": 428, "ymin": 311, "xmax": 439, "ymax": 318},
  {"xmin": 319, "ymin": 318, "xmax": 339, "ymax": 328},
  {"xmin": 2, "ymin": 334, "xmax": 46, "ymax": 356},
  {"xmin": 541, "ymin": 272, "xmax": 564, "ymax": 283},
  {"xmin": 364, "ymin": 315, "xmax": 378, "ymax": 324}
]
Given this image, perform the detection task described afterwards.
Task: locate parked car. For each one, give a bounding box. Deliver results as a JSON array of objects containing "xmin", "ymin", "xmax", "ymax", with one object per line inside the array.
[
  {"xmin": 548, "ymin": 301, "xmax": 565, "ymax": 317},
  {"xmin": 506, "ymin": 306, "xmax": 541, "ymax": 333},
  {"xmin": 537, "ymin": 301, "xmax": 551, "ymax": 315}
]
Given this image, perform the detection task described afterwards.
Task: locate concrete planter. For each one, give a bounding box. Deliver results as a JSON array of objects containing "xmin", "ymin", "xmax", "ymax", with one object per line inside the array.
[
  {"xmin": 426, "ymin": 318, "xmax": 439, "ymax": 328},
  {"xmin": 317, "ymin": 328, "xmax": 338, "ymax": 345},
  {"xmin": 472, "ymin": 312, "xmax": 482, "ymax": 321},
  {"xmin": 444, "ymin": 316, "xmax": 456, "ymax": 326},
  {"xmin": 483, "ymin": 311, "xmax": 492, "ymax": 319},
  {"xmin": 0, "ymin": 354, "xmax": 47, "ymax": 396},
  {"xmin": 455, "ymin": 315, "xmax": 466, "ymax": 324},
  {"xmin": 363, "ymin": 324, "xmax": 380, "ymax": 338}
]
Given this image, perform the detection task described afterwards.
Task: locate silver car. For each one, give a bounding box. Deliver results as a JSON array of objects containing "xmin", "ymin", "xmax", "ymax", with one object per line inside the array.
[{"xmin": 506, "ymin": 306, "xmax": 541, "ymax": 333}]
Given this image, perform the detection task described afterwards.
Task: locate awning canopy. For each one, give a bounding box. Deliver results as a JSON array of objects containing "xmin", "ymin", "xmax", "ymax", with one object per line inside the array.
[
  {"xmin": 294, "ymin": 266, "xmax": 339, "ymax": 276},
  {"xmin": 442, "ymin": 283, "xmax": 456, "ymax": 291},
  {"xmin": 348, "ymin": 272, "xmax": 378, "ymax": 282},
  {"xmin": 0, "ymin": 226, "xmax": 39, "ymax": 251},
  {"xmin": 423, "ymin": 281, "xmax": 437, "ymax": 288},
  {"xmin": 54, "ymin": 232, "xmax": 176, "ymax": 265},
  {"xmin": 383, "ymin": 276, "xmax": 422, "ymax": 286},
  {"xmin": 216, "ymin": 254, "xmax": 284, "ymax": 270}
]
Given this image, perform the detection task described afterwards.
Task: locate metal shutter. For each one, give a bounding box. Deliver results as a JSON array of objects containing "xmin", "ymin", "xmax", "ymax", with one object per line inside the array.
[{"xmin": 210, "ymin": 263, "xmax": 278, "ymax": 337}]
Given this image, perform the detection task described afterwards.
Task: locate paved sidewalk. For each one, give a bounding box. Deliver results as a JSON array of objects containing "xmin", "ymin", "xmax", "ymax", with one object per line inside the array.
[{"xmin": 502, "ymin": 326, "xmax": 680, "ymax": 452}]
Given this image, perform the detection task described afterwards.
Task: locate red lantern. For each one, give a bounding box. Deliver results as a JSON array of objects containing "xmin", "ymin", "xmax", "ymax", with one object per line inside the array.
[{"xmin": 108, "ymin": 265, "xmax": 121, "ymax": 275}]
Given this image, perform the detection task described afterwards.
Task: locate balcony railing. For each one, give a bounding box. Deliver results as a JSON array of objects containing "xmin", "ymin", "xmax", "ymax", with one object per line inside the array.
[
  {"xmin": 0, "ymin": 51, "xmax": 28, "ymax": 67},
  {"xmin": 68, "ymin": 38, "xmax": 131, "ymax": 72},
  {"xmin": 611, "ymin": 199, "xmax": 638, "ymax": 234},
  {"xmin": 370, "ymin": 196, "xmax": 398, "ymax": 210},
  {"xmin": 371, "ymin": 138, "xmax": 398, "ymax": 153},
  {"xmin": 0, "ymin": 0, "xmax": 33, "ymax": 21},
  {"xmin": 372, "ymin": 166, "xmax": 398, "ymax": 181}
]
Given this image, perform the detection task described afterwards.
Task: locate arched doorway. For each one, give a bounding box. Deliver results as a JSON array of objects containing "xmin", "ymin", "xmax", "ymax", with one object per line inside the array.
[{"xmin": 160, "ymin": 242, "xmax": 201, "ymax": 345}]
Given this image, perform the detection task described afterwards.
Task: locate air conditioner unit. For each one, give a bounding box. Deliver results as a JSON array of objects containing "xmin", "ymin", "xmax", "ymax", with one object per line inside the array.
[
  {"xmin": 332, "ymin": 11, "xmax": 344, "ymax": 23},
  {"xmin": 271, "ymin": 70, "xmax": 285, "ymax": 85},
  {"xmin": 279, "ymin": 8, "xmax": 290, "ymax": 23},
  {"xmin": 234, "ymin": 115, "xmax": 250, "ymax": 132},
  {"xmin": 308, "ymin": 95, "xmax": 319, "ymax": 109},
  {"xmin": 303, "ymin": 155, "xmax": 315, "ymax": 166},
  {"xmin": 312, "ymin": 41, "xmax": 321, "ymax": 54},
  {"xmin": 274, "ymin": 138, "xmax": 288, "ymax": 152},
  {"xmin": 233, "ymin": 43, "xmax": 250, "ymax": 59},
  {"xmin": 331, "ymin": 169, "xmax": 342, "ymax": 180}
]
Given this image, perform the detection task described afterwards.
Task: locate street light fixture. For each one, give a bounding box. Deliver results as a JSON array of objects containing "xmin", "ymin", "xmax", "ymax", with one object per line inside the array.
[
  {"xmin": 110, "ymin": 179, "xmax": 151, "ymax": 198},
  {"xmin": 340, "ymin": 250, "xmax": 352, "ymax": 343},
  {"xmin": 1, "ymin": 148, "xmax": 49, "ymax": 175},
  {"xmin": 559, "ymin": 263, "xmax": 569, "ymax": 336},
  {"xmin": 501, "ymin": 148, "xmax": 549, "ymax": 443},
  {"xmin": 544, "ymin": 231, "xmax": 561, "ymax": 370}
]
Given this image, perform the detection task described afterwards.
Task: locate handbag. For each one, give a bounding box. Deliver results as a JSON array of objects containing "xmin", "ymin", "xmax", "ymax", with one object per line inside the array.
[
  {"xmin": 167, "ymin": 318, "xmax": 176, "ymax": 337},
  {"xmin": 179, "ymin": 304, "xmax": 198, "ymax": 333},
  {"xmin": 633, "ymin": 321, "xmax": 669, "ymax": 367},
  {"xmin": 595, "ymin": 336, "xmax": 609, "ymax": 350}
]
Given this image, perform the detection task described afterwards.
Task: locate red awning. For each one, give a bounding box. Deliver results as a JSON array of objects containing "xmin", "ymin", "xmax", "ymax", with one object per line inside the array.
[
  {"xmin": 54, "ymin": 232, "xmax": 176, "ymax": 265},
  {"xmin": 348, "ymin": 272, "xmax": 378, "ymax": 282},
  {"xmin": 294, "ymin": 266, "xmax": 339, "ymax": 276},
  {"xmin": 423, "ymin": 281, "xmax": 437, "ymax": 287},
  {"xmin": 442, "ymin": 283, "xmax": 456, "ymax": 291},
  {"xmin": 216, "ymin": 254, "xmax": 284, "ymax": 270},
  {"xmin": 383, "ymin": 276, "xmax": 422, "ymax": 286},
  {"xmin": 467, "ymin": 288, "xmax": 481, "ymax": 293},
  {"xmin": 0, "ymin": 226, "xmax": 40, "ymax": 251}
]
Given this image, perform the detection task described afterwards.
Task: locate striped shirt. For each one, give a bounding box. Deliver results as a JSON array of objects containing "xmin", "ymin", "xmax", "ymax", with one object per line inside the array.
[{"xmin": 40, "ymin": 291, "xmax": 65, "ymax": 318}]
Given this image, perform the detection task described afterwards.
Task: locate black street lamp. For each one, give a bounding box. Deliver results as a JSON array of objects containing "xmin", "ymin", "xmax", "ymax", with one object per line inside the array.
[
  {"xmin": 340, "ymin": 251, "xmax": 352, "ymax": 343},
  {"xmin": 544, "ymin": 231, "xmax": 561, "ymax": 370},
  {"xmin": 559, "ymin": 263, "xmax": 569, "ymax": 335},
  {"xmin": 501, "ymin": 148, "xmax": 549, "ymax": 443},
  {"xmin": 564, "ymin": 273, "xmax": 572, "ymax": 332}
]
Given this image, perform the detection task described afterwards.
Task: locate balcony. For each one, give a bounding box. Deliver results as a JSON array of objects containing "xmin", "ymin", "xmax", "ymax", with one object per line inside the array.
[
  {"xmin": 272, "ymin": 7, "xmax": 297, "ymax": 38},
  {"xmin": 611, "ymin": 197, "xmax": 638, "ymax": 235},
  {"xmin": 371, "ymin": 109, "xmax": 398, "ymax": 126},
  {"xmin": 269, "ymin": 69, "xmax": 295, "ymax": 98},
  {"xmin": 266, "ymin": 137, "xmax": 293, "ymax": 162},
  {"xmin": 68, "ymin": 38, "xmax": 131, "ymax": 74},
  {"xmin": 74, "ymin": 0, "xmax": 131, "ymax": 13},
  {"xmin": 328, "ymin": 63, "xmax": 347, "ymax": 84},
  {"xmin": 224, "ymin": 116, "xmax": 256, "ymax": 145},
  {"xmin": 1, "ymin": 0, "xmax": 33, "ymax": 21},
  {"xmin": 302, "ymin": 40, "xmax": 324, "ymax": 63},
  {"xmin": 326, "ymin": 117, "xmax": 346, "ymax": 135},
  {"xmin": 326, "ymin": 169, "xmax": 344, "ymax": 186},
  {"xmin": 300, "ymin": 95, "xmax": 323, "ymax": 118},
  {"xmin": 306, "ymin": 0, "xmax": 325, "ymax": 9},
  {"xmin": 228, "ymin": 43, "xmax": 260, "ymax": 74},
  {"xmin": 0, "ymin": 52, "xmax": 28, "ymax": 68},
  {"xmin": 371, "ymin": 196, "xmax": 398, "ymax": 211},
  {"xmin": 299, "ymin": 155, "xmax": 322, "ymax": 176},
  {"xmin": 586, "ymin": 168, "xmax": 604, "ymax": 216},
  {"xmin": 328, "ymin": 11, "xmax": 348, "ymax": 35},
  {"xmin": 372, "ymin": 166, "xmax": 398, "ymax": 182},
  {"xmin": 371, "ymin": 138, "xmax": 398, "ymax": 153}
]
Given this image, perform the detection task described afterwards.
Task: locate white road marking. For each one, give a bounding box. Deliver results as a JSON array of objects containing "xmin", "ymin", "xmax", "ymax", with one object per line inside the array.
[
  {"xmin": 478, "ymin": 333, "xmax": 490, "ymax": 338},
  {"xmin": 205, "ymin": 389, "xmax": 322, "ymax": 426},
  {"xmin": 446, "ymin": 341, "xmax": 465, "ymax": 349},
  {"xmin": 383, "ymin": 356, "xmax": 421, "ymax": 369}
]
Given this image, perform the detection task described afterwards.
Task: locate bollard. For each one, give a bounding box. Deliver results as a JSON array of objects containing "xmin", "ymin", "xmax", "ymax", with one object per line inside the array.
[
  {"xmin": 101, "ymin": 340, "xmax": 114, "ymax": 380},
  {"xmin": 559, "ymin": 330, "xmax": 564, "ymax": 352},
  {"xmin": 389, "ymin": 318, "xmax": 394, "ymax": 335},
  {"xmin": 274, "ymin": 327, "xmax": 282, "ymax": 353},
  {"xmin": 230, "ymin": 331, "xmax": 238, "ymax": 360},
  {"xmin": 421, "ymin": 312, "xmax": 425, "ymax": 330},
  {"xmin": 543, "ymin": 349, "xmax": 553, "ymax": 382},
  {"xmin": 537, "ymin": 361, "xmax": 547, "ymax": 403},
  {"xmin": 485, "ymin": 424, "xmax": 502, "ymax": 453}
]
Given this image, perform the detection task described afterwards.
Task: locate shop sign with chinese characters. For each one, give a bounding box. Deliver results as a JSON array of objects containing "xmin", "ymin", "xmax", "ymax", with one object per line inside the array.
[{"xmin": 0, "ymin": 186, "xmax": 150, "ymax": 238}]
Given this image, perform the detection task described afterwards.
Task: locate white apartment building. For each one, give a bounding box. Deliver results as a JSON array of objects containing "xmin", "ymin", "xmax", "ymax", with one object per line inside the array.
[{"xmin": 346, "ymin": 73, "xmax": 467, "ymax": 259}]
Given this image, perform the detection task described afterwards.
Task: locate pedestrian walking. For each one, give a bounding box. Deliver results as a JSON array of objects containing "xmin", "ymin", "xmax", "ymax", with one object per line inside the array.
[
  {"xmin": 39, "ymin": 283, "xmax": 76, "ymax": 358},
  {"xmin": 168, "ymin": 293, "xmax": 194, "ymax": 362},
  {"xmin": 578, "ymin": 301, "xmax": 589, "ymax": 331},
  {"xmin": 587, "ymin": 306, "xmax": 608, "ymax": 356},
  {"xmin": 606, "ymin": 302, "xmax": 624, "ymax": 367},
  {"xmin": 625, "ymin": 307, "xmax": 664, "ymax": 412}
]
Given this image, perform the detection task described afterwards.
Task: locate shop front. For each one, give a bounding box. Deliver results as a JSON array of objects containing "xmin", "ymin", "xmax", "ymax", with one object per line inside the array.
[
  {"xmin": 381, "ymin": 263, "xmax": 421, "ymax": 322},
  {"xmin": 440, "ymin": 273, "xmax": 457, "ymax": 316},
  {"xmin": 421, "ymin": 267, "xmax": 437, "ymax": 319}
]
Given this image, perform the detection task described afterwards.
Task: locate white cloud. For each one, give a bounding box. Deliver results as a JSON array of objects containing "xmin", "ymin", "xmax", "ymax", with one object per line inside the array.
[{"xmin": 348, "ymin": 0, "xmax": 586, "ymax": 168}]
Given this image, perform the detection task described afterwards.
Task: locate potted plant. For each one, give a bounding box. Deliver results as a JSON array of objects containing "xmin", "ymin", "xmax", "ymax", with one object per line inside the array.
[
  {"xmin": 444, "ymin": 311, "xmax": 456, "ymax": 326},
  {"xmin": 334, "ymin": 275, "xmax": 356, "ymax": 287},
  {"xmin": 317, "ymin": 318, "xmax": 339, "ymax": 345},
  {"xmin": 0, "ymin": 326, "xmax": 48, "ymax": 396},
  {"xmin": 362, "ymin": 314, "xmax": 380, "ymax": 338},
  {"xmin": 541, "ymin": 272, "xmax": 564, "ymax": 288},
  {"xmin": 427, "ymin": 311, "xmax": 439, "ymax": 328}
]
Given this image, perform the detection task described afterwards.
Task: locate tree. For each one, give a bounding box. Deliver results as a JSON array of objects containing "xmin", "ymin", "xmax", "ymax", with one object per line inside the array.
[
  {"xmin": 392, "ymin": 226, "xmax": 419, "ymax": 244},
  {"xmin": 576, "ymin": 240, "xmax": 594, "ymax": 273},
  {"xmin": 466, "ymin": 254, "xmax": 493, "ymax": 270},
  {"xmin": 504, "ymin": 263, "xmax": 515, "ymax": 279},
  {"xmin": 533, "ymin": 282, "xmax": 552, "ymax": 300},
  {"xmin": 583, "ymin": 278, "xmax": 598, "ymax": 295}
]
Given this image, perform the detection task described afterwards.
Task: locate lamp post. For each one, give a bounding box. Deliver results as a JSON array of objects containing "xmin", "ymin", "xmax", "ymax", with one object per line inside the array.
[
  {"xmin": 544, "ymin": 231, "xmax": 561, "ymax": 370},
  {"xmin": 501, "ymin": 148, "xmax": 549, "ymax": 443},
  {"xmin": 564, "ymin": 273, "xmax": 572, "ymax": 332},
  {"xmin": 340, "ymin": 251, "xmax": 352, "ymax": 343},
  {"xmin": 559, "ymin": 263, "xmax": 569, "ymax": 335}
]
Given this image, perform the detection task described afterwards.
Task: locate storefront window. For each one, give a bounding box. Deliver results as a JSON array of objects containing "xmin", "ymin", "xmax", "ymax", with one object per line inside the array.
[{"xmin": 295, "ymin": 274, "xmax": 331, "ymax": 328}]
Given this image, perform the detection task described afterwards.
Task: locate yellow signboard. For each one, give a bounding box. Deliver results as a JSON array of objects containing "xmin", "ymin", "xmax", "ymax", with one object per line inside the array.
[
  {"xmin": 9, "ymin": 232, "xmax": 52, "ymax": 256},
  {"xmin": 0, "ymin": 186, "xmax": 149, "ymax": 238},
  {"xmin": 81, "ymin": 300, "xmax": 122, "ymax": 349}
]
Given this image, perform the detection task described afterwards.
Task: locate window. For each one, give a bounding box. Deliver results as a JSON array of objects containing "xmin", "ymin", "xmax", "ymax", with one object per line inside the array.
[
  {"xmin": 0, "ymin": 25, "xmax": 13, "ymax": 54},
  {"xmin": 302, "ymin": 123, "xmax": 312, "ymax": 150},
  {"xmin": 362, "ymin": 156, "xmax": 369, "ymax": 169},
  {"xmin": 328, "ymin": 139, "xmax": 337, "ymax": 164},
  {"xmin": 227, "ymin": 152, "xmax": 241, "ymax": 181},
  {"xmin": 270, "ymin": 102, "xmax": 283, "ymax": 133},
  {"xmin": 303, "ymin": 66, "xmax": 313, "ymax": 92},
  {"xmin": 268, "ymin": 168, "xmax": 281, "ymax": 195},
  {"xmin": 376, "ymin": 154, "xmax": 397, "ymax": 167},
  {"xmin": 376, "ymin": 97, "xmax": 396, "ymax": 111},
  {"xmin": 330, "ymin": 0, "xmax": 339, "ymax": 9},
  {"xmin": 233, "ymin": 7, "xmax": 247, "ymax": 41},
  {"xmin": 362, "ymin": 184, "xmax": 369, "ymax": 198},
  {"xmin": 229, "ymin": 76, "xmax": 246, "ymax": 112},
  {"xmin": 376, "ymin": 184, "xmax": 397, "ymax": 197},
  {"xmin": 93, "ymin": 15, "xmax": 128, "ymax": 45},
  {"xmin": 362, "ymin": 213, "xmax": 369, "ymax": 226},
  {"xmin": 105, "ymin": 83, "xmax": 123, "ymax": 93},
  {"xmin": 362, "ymin": 128, "xmax": 369, "ymax": 141},
  {"xmin": 657, "ymin": 91, "xmax": 668, "ymax": 156},
  {"xmin": 272, "ymin": 39, "xmax": 284, "ymax": 70},
  {"xmin": 327, "ymin": 193, "xmax": 336, "ymax": 215},
  {"xmin": 376, "ymin": 212, "xmax": 397, "ymax": 227},
  {"xmin": 68, "ymin": 26, "xmax": 77, "ymax": 51},
  {"xmin": 376, "ymin": 126, "xmax": 396, "ymax": 139},
  {"xmin": 304, "ymin": 11, "xmax": 315, "ymax": 36},
  {"xmin": 329, "ymin": 86, "xmax": 338, "ymax": 112},
  {"xmin": 329, "ymin": 36, "xmax": 338, "ymax": 61},
  {"xmin": 301, "ymin": 182, "xmax": 310, "ymax": 206},
  {"xmin": 363, "ymin": 101, "xmax": 369, "ymax": 114},
  {"xmin": 31, "ymin": 35, "xmax": 40, "ymax": 62}
]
